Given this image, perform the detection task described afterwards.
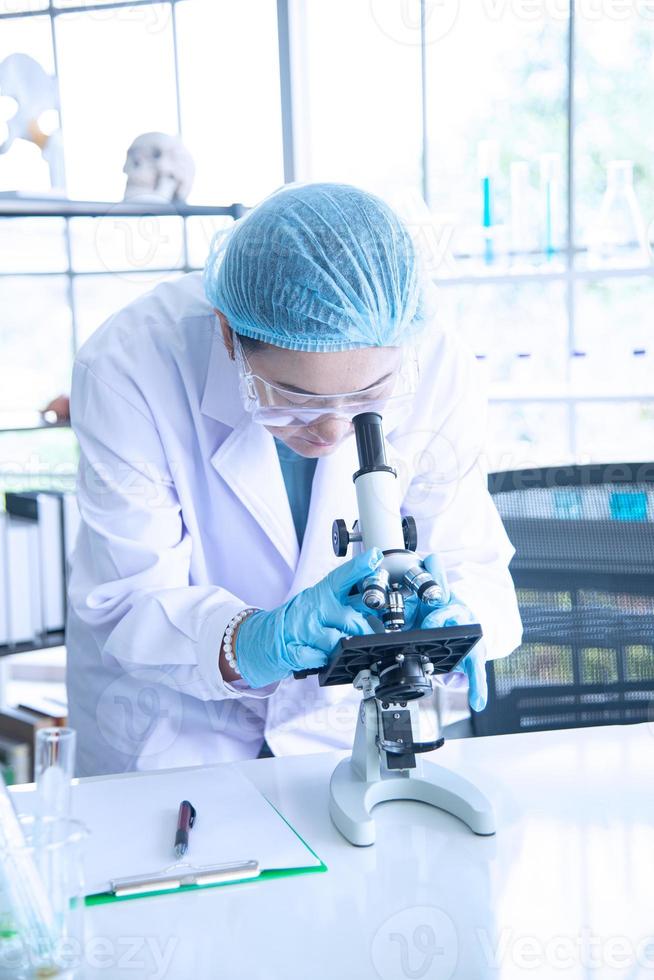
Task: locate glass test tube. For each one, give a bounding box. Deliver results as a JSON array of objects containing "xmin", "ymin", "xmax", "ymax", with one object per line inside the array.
[
  {"xmin": 35, "ymin": 727, "xmax": 76, "ymax": 820},
  {"xmin": 478, "ymin": 140, "xmax": 499, "ymax": 266}
]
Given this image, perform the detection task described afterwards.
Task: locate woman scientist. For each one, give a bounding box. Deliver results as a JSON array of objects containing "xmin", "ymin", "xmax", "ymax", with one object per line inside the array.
[{"xmin": 66, "ymin": 183, "xmax": 522, "ymax": 777}]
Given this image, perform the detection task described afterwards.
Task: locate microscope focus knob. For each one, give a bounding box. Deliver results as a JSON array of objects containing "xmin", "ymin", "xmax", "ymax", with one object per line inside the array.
[
  {"xmin": 332, "ymin": 519, "xmax": 350, "ymax": 557},
  {"xmin": 402, "ymin": 516, "xmax": 418, "ymax": 551}
]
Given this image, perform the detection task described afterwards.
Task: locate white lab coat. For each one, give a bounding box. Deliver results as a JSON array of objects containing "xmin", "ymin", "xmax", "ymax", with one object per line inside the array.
[{"xmin": 66, "ymin": 272, "xmax": 522, "ymax": 777}]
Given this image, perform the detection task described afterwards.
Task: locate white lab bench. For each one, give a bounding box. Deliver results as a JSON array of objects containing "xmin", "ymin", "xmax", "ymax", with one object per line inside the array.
[{"xmin": 11, "ymin": 724, "xmax": 654, "ymax": 980}]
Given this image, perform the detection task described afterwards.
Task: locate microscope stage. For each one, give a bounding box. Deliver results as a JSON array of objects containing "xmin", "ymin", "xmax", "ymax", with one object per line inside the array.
[{"xmin": 294, "ymin": 624, "xmax": 482, "ymax": 688}]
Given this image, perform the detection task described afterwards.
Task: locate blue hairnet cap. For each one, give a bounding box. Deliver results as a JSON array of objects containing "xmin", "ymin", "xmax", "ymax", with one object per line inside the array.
[{"xmin": 203, "ymin": 183, "xmax": 427, "ymax": 352}]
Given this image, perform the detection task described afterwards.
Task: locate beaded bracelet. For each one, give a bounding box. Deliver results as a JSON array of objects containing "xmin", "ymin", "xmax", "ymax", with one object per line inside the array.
[{"xmin": 222, "ymin": 607, "xmax": 259, "ymax": 677}]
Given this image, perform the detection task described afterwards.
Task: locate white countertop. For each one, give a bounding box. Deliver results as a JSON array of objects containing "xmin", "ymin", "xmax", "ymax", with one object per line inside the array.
[{"xmin": 12, "ymin": 724, "xmax": 654, "ymax": 980}]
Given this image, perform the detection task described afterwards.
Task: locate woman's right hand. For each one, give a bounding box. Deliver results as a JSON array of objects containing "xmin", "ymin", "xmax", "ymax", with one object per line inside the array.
[{"xmin": 233, "ymin": 548, "xmax": 384, "ymax": 688}]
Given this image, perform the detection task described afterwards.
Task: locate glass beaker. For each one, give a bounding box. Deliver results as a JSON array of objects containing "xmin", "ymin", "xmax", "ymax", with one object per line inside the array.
[
  {"xmin": 0, "ymin": 816, "xmax": 88, "ymax": 979},
  {"xmin": 587, "ymin": 160, "xmax": 650, "ymax": 268},
  {"xmin": 539, "ymin": 152, "xmax": 564, "ymax": 266},
  {"xmin": 509, "ymin": 161, "xmax": 538, "ymax": 270}
]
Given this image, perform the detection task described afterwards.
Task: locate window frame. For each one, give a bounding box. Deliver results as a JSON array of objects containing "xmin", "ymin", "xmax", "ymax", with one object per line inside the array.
[{"xmin": 1, "ymin": 0, "xmax": 653, "ymax": 466}]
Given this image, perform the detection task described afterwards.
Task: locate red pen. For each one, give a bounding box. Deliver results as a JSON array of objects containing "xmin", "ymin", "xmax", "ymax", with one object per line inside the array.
[{"xmin": 174, "ymin": 800, "xmax": 196, "ymax": 858}]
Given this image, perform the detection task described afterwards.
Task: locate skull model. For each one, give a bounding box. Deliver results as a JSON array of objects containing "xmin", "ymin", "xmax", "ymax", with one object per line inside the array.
[{"xmin": 123, "ymin": 132, "xmax": 195, "ymax": 203}]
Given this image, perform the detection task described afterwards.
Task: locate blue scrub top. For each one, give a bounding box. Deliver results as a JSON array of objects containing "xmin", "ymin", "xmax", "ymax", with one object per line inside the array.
[{"xmin": 274, "ymin": 437, "xmax": 318, "ymax": 548}]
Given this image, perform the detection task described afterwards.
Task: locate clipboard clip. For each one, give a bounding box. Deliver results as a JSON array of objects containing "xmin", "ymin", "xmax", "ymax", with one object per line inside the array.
[{"xmin": 110, "ymin": 859, "xmax": 260, "ymax": 897}]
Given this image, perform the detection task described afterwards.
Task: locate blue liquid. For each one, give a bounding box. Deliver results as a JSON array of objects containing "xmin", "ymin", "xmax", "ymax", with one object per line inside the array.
[
  {"xmin": 482, "ymin": 176, "xmax": 493, "ymax": 264},
  {"xmin": 553, "ymin": 489, "xmax": 582, "ymax": 519},
  {"xmin": 610, "ymin": 491, "xmax": 648, "ymax": 522}
]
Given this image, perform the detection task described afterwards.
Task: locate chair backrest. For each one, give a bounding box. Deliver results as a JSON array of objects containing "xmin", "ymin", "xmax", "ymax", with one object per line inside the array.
[{"xmin": 472, "ymin": 463, "xmax": 654, "ymax": 736}]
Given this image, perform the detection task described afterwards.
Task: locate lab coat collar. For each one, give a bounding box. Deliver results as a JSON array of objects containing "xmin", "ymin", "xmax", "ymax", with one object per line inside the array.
[
  {"xmin": 200, "ymin": 329, "xmax": 299, "ymax": 570},
  {"xmin": 199, "ymin": 326, "xmax": 245, "ymax": 429},
  {"xmin": 209, "ymin": 417, "xmax": 301, "ymax": 572}
]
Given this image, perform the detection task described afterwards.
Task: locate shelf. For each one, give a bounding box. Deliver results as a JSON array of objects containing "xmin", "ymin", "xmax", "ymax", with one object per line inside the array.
[
  {"xmin": 0, "ymin": 196, "xmax": 247, "ymax": 220},
  {"xmin": 1, "ymin": 267, "xmax": 194, "ymax": 279},
  {"xmin": 0, "ymin": 419, "xmax": 70, "ymax": 434},
  {"xmin": 433, "ymin": 244, "xmax": 654, "ymax": 285},
  {"xmin": 435, "ymin": 263, "xmax": 654, "ymax": 286},
  {"xmin": 435, "ymin": 264, "xmax": 567, "ymax": 286},
  {"xmin": 2, "ymin": 203, "xmax": 652, "ymax": 284},
  {"xmin": 0, "ymin": 631, "xmax": 65, "ymax": 659},
  {"xmin": 489, "ymin": 392, "xmax": 654, "ymax": 405}
]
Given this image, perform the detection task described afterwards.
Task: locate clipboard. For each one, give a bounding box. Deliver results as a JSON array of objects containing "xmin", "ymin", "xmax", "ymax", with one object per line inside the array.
[{"xmin": 12, "ymin": 766, "xmax": 327, "ymax": 906}]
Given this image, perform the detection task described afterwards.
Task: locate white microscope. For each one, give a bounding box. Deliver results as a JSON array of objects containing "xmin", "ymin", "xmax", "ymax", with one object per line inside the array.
[{"xmin": 296, "ymin": 412, "xmax": 496, "ymax": 846}]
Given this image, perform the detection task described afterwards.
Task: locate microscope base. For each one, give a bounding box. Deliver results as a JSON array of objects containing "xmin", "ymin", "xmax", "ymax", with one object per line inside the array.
[{"xmin": 329, "ymin": 756, "xmax": 496, "ymax": 847}]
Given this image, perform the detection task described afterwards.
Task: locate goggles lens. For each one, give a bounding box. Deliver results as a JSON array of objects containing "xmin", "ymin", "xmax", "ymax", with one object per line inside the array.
[{"xmin": 233, "ymin": 335, "xmax": 418, "ymax": 428}]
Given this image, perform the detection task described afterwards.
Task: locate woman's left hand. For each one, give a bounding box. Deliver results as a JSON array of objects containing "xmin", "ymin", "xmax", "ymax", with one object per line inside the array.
[
  {"xmin": 417, "ymin": 582, "xmax": 487, "ymax": 713},
  {"xmin": 344, "ymin": 552, "xmax": 487, "ymax": 711}
]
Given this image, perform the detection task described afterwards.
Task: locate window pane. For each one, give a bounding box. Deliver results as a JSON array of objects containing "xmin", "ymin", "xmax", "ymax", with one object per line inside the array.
[
  {"xmin": 574, "ymin": 277, "xmax": 654, "ymax": 396},
  {"xmin": 0, "ymin": 276, "xmax": 73, "ymax": 413},
  {"xmin": 0, "ymin": 14, "xmax": 56, "ymax": 193},
  {"xmin": 73, "ymin": 270, "xmax": 182, "ymax": 347},
  {"xmin": 424, "ymin": 2, "xmax": 568, "ymax": 268},
  {"xmin": 436, "ymin": 280, "xmax": 569, "ymax": 393},
  {"xmin": 0, "ymin": 218, "xmax": 68, "ymax": 272},
  {"xmin": 54, "ymin": 0, "xmax": 139, "ymax": 5},
  {"xmin": 575, "ymin": 402, "xmax": 654, "ymax": 463},
  {"xmin": 295, "ymin": 0, "xmax": 422, "ymax": 199},
  {"xmin": 576, "ymin": 12, "xmax": 654, "ymax": 250},
  {"xmin": 68, "ymin": 215, "xmax": 185, "ymax": 275},
  {"xmin": 0, "ymin": 13, "xmax": 53, "ymax": 66},
  {"xmin": 0, "ymin": 2, "xmax": 48, "ymax": 10},
  {"xmin": 0, "ymin": 429, "xmax": 77, "ymax": 493},
  {"xmin": 185, "ymin": 215, "xmax": 233, "ymax": 269},
  {"xmin": 175, "ymin": 0, "xmax": 283, "ymax": 206},
  {"xmin": 54, "ymin": 4, "xmax": 178, "ymax": 200},
  {"xmin": 488, "ymin": 403, "xmax": 571, "ymax": 471}
]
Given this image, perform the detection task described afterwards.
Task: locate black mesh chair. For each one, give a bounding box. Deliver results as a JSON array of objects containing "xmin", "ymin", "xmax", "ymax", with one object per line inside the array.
[{"xmin": 471, "ymin": 463, "xmax": 654, "ymax": 736}]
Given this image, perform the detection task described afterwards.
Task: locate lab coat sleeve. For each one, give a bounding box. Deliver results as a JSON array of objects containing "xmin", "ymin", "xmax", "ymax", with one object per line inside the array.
[
  {"xmin": 400, "ymin": 340, "xmax": 523, "ymax": 662},
  {"xmin": 69, "ymin": 359, "xmax": 277, "ymax": 702}
]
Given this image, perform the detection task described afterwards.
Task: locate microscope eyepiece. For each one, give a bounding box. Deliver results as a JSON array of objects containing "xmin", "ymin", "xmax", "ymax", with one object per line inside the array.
[{"xmin": 353, "ymin": 412, "xmax": 396, "ymax": 481}]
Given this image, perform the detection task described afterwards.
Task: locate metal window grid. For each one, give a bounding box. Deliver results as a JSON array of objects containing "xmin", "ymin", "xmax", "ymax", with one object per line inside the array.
[{"xmin": 0, "ymin": 0, "xmax": 653, "ymax": 449}]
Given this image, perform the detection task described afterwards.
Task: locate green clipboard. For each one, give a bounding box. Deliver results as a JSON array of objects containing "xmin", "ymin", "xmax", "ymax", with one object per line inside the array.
[{"xmin": 85, "ymin": 798, "xmax": 327, "ymax": 907}]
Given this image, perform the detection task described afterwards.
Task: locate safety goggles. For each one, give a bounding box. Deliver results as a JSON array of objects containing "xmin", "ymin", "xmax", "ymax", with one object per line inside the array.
[{"xmin": 233, "ymin": 333, "xmax": 419, "ymax": 429}]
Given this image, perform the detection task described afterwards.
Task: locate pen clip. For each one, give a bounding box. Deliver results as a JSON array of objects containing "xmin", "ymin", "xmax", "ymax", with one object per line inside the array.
[{"xmin": 180, "ymin": 800, "xmax": 196, "ymax": 828}]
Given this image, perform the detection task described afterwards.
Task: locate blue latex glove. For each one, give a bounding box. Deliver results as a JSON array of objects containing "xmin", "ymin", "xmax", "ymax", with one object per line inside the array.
[
  {"xmin": 417, "ymin": 560, "xmax": 487, "ymax": 712},
  {"xmin": 234, "ymin": 547, "xmax": 384, "ymax": 688},
  {"xmin": 343, "ymin": 551, "xmax": 487, "ymax": 710}
]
